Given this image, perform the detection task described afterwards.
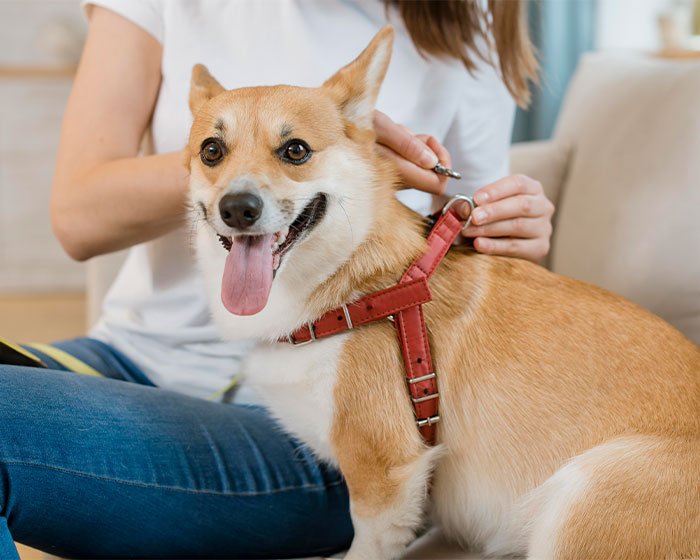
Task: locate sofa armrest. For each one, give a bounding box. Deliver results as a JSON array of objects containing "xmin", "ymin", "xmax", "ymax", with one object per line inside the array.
[{"xmin": 509, "ymin": 140, "xmax": 571, "ymax": 209}]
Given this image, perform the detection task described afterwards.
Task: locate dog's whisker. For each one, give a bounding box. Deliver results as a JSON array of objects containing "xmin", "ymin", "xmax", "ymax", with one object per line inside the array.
[{"xmin": 338, "ymin": 199, "xmax": 354, "ymax": 246}]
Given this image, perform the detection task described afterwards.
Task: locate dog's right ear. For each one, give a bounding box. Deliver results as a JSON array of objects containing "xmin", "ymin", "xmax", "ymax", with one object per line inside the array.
[
  {"xmin": 189, "ymin": 64, "xmax": 225, "ymax": 114},
  {"xmin": 323, "ymin": 26, "xmax": 394, "ymax": 130}
]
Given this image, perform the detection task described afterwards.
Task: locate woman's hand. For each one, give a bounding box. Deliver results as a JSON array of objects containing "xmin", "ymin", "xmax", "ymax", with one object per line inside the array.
[
  {"xmin": 460, "ymin": 175, "xmax": 555, "ymax": 263},
  {"xmin": 373, "ymin": 111, "xmax": 554, "ymax": 263},
  {"xmin": 373, "ymin": 111, "xmax": 447, "ymax": 195}
]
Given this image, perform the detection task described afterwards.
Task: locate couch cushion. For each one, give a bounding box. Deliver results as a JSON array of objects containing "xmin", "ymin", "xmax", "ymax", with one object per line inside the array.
[
  {"xmin": 550, "ymin": 53, "xmax": 700, "ymax": 344},
  {"xmin": 509, "ymin": 140, "xmax": 571, "ymax": 208}
]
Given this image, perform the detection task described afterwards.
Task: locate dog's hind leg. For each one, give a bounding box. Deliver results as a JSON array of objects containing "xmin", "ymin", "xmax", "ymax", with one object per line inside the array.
[{"xmin": 501, "ymin": 435, "xmax": 700, "ymax": 560}]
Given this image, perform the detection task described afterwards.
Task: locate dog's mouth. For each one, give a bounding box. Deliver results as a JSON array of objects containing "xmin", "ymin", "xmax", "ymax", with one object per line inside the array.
[{"xmin": 217, "ymin": 193, "xmax": 327, "ymax": 316}]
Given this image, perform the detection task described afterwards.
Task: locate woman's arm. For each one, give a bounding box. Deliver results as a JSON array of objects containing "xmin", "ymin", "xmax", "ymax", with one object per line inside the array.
[{"xmin": 51, "ymin": 6, "xmax": 188, "ymax": 261}]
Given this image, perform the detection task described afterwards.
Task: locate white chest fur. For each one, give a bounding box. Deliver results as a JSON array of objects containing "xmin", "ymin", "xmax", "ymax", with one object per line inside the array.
[{"xmin": 242, "ymin": 335, "xmax": 348, "ymax": 464}]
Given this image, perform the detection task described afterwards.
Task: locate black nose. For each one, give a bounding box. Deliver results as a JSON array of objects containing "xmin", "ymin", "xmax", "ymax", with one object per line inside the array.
[{"xmin": 219, "ymin": 192, "xmax": 263, "ymax": 229}]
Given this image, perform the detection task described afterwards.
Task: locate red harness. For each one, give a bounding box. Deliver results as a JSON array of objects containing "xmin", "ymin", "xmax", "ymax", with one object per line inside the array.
[{"xmin": 283, "ymin": 196, "xmax": 474, "ymax": 446}]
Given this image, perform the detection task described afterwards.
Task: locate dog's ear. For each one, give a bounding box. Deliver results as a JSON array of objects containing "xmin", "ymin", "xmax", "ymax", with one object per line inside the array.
[
  {"xmin": 323, "ymin": 26, "xmax": 394, "ymax": 130},
  {"xmin": 189, "ymin": 64, "xmax": 225, "ymax": 114}
]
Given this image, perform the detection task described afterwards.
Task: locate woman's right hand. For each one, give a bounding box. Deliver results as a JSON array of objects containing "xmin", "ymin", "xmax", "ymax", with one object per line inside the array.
[
  {"xmin": 373, "ymin": 111, "xmax": 452, "ymax": 195},
  {"xmin": 52, "ymin": 6, "xmax": 188, "ymax": 261}
]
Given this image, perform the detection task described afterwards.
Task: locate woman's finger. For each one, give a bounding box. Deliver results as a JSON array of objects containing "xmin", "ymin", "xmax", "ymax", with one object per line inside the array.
[
  {"xmin": 418, "ymin": 134, "xmax": 452, "ymax": 170},
  {"xmin": 473, "ymin": 236, "xmax": 550, "ymax": 262},
  {"xmin": 376, "ymin": 144, "xmax": 446, "ymax": 195},
  {"xmin": 374, "ymin": 111, "xmax": 438, "ymax": 169},
  {"xmin": 462, "ymin": 216, "xmax": 552, "ymax": 240},
  {"xmin": 470, "ymin": 194, "xmax": 552, "ymax": 226},
  {"xmin": 473, "ymin": 174, "xmax": 543, "ymax": 206}
]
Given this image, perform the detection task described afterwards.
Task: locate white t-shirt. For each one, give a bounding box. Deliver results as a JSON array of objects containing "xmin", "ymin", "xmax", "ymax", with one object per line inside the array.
[{"xmin": 83, "ymin": 0, "xmax": 515, "ymax": 400}]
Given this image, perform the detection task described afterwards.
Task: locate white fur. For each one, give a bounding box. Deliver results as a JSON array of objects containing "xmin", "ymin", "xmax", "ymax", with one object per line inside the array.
[
  {"xmin": 244, "ymin": 335, "xmax": 348, "ymax": 463},
  {"xmin": 431, "ymin": 454, "xmax": 516, "ymax": 553},
  {"xmin": 346, "ymin": 447, "xmax": 443, "ymax": 560}
]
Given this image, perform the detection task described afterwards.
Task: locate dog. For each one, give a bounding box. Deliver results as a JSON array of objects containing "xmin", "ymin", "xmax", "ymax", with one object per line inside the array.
[{"xmin": 186, "ymin": 26, "xmax": 700, "ymax": 560}]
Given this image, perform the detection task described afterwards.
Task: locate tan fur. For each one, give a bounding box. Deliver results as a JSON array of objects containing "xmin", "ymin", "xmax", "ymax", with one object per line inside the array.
[
  {"xmin": 329, "ymin": 192, "xmax": 700, "ymax": 556},
  {"xmin": 188, "ymin": 26, "xmax": 700, "ymax": 559}
]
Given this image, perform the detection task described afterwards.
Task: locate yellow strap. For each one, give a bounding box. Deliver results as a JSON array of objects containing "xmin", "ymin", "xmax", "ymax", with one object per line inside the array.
[
  {"xmin": 206, "ymin": 375, "xmax": 240, "ymax": 401},
  {"xmin": 0, "ymin": 337, "xmax": 47, "ymax": 366},
  {"xmin": 24, "ymin": 343, "xmax": 103, "ymax": 377}
]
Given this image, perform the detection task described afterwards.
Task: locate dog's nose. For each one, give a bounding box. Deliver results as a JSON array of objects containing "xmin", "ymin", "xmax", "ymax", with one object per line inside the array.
[{"xmin": 219, "ymin": 192, "xmax": 263, "ymax": 229}]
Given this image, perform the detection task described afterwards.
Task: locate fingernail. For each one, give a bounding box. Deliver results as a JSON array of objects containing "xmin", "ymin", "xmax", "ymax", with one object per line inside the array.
[
  {"xmin": 473, "ymin": 209, "xmax": 487, "ymax": 223},
  {"xmin": 475, "ymin": 192, "xmax": 489, "ymax": 204},
  {"xmin": 420, "ymin": 148, "xmax": 439, "ymax": 169}
]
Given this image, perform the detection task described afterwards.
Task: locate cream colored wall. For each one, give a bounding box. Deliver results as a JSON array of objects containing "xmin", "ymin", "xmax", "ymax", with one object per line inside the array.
[{"xmin": 0, "ymin": 0, "xmax": 86, "ymax": 293}]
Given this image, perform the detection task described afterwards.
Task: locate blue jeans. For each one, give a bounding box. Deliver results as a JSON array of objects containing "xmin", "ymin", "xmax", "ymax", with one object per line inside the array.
[{"xmin": 0, "ymin": 338, "xmax": 352, "ymax": 559}]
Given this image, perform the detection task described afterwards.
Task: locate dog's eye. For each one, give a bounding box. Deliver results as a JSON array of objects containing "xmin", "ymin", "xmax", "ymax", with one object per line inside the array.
[
  {"xmin": 200, "ymin": 138, "xmax": 225, "ymax": 166},
  {"xmin": 280, "ymin": 140, "xmax": 311, "ymax": 165}
]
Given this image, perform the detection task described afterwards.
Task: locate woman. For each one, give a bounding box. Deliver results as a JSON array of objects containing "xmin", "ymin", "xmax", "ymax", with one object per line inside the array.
[{"xmin": 0, "ymin": 1, "xmax": 553, "ymax": 557}]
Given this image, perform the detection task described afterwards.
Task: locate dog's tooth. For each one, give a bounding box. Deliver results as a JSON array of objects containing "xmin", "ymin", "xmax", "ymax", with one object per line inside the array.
[{"xmin": 278, "ymin": 226, "xmax": 289, "ymax": 245}]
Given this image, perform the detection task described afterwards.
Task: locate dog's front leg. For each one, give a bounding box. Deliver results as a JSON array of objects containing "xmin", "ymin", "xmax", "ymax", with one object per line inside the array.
[{"xmin": 331, "ymin": 422, "xmax": 441, "ymax": 560}]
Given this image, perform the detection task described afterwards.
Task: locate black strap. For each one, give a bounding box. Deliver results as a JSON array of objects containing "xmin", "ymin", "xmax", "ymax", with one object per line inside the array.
[{"xmin": 0, "ymin": 338, "xmax": 47, "ymax": 368}]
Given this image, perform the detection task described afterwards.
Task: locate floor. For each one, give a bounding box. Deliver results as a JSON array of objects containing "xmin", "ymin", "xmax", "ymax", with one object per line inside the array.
[
  {"xmin": 0, "ymin": 292, "xmax": 86, "ymax": 344},
  {"xmin": 0, "ymin": 292, "xmax": 86, "ymax": 560}
]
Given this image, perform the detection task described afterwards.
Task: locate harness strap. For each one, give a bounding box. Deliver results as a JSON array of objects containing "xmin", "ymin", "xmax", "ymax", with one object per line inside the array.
[
  {"xmin": 392, "ymin": 207, "xmax": 465, "ymax": 443},
  {"xmin": 287, "ymin": 277, "xmax": 432, "ymax": 345},
  {"xmin": 283, "ymin": 197, "xmax": 472, "ymax": 445}
]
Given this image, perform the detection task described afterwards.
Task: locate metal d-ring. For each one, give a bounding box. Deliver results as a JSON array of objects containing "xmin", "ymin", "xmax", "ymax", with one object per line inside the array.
[{"xmin": 442, "ymin": 194, "xmax": 476, "ymax": 228}]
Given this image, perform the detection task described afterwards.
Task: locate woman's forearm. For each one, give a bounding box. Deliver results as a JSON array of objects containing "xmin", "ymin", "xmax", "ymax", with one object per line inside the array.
[
  {"xmin": 51, "ymin": 151, "xmax": 189, "ymax": 261},
  {"xmin": 51, "ymin": 6, "xmax": 175, "ymax": 261}
]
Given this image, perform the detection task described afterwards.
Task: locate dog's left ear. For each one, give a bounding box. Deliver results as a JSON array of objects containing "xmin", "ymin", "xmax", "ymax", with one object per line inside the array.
[
  {"xmin": 189, "ymin": 64, "xmax": 225, "ymax": 115},
  {"xmin": 323, "ymin": 26, "xmax": 394, "ymax": 130}
]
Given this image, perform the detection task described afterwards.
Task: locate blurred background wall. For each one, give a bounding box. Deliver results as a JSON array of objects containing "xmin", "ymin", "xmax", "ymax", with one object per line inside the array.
[
  {"xmin": 513, "ymin": 0, "xmax": 699, "ymax": 142},
  {"xmin": 0, "ymin": 0, "xmax": 84, "ymax": 293}
]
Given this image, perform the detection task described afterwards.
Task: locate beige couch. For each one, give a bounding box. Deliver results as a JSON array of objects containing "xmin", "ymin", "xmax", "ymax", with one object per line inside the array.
[
  {"xmin": 82, "ymin": 52, "xmax": 700, "ymax": 559},
  {"xmin": 512, "ymin": 52, "xmax": 700, "ymax": 346}
]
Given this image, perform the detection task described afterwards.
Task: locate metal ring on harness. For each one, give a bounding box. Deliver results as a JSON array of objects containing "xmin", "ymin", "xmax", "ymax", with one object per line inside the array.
[{"xmin": 442, "ymin": 194, "xmax": 476, "ymax": 228}]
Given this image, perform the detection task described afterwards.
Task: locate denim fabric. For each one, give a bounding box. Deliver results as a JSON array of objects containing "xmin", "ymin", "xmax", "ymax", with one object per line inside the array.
[
  {"xmin": 0, "ymin": 339, "xmax": 352, "ymax": 559},
  {"xmin": 26, "ymin": 337, "xmax": 156, "ymax": 386}
]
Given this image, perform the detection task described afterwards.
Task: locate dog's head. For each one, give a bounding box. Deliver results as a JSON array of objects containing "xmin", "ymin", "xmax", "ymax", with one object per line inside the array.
[{"xmin": 187, "ymin": 27, "xmax": 395, "ymax": 326}]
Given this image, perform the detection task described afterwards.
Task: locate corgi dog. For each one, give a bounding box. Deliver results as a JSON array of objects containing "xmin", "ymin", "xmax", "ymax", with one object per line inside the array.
[{"xmin": 187, "ymin": 27, "xmax": 700, "ymax": 560}]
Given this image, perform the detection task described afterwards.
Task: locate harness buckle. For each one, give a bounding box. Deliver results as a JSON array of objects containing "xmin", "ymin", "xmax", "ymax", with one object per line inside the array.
[
  {"xmin": 442, "ymin": 194, "xmax": 476, "ymax": 228},
  {"xmin": 287, "ymin": 322, "xmax": 317, "ymax": 346}
]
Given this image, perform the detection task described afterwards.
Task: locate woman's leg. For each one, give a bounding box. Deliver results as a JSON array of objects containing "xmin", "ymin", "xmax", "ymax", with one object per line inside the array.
[{"xmin": 0, "ymin": 364, "xmax": 352, "ymax": 559}]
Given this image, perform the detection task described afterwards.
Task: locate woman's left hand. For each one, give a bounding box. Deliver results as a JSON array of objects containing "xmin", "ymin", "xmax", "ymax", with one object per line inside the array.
[{"xmin": 460, "ymin": 175, "xmax": 555, "ymax": 263}]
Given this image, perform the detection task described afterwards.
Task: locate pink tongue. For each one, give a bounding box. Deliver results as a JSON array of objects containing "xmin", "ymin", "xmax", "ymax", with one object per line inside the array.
[{"xmin": 221, "ymin": 233, "xmax": 274, "ymax": 316}]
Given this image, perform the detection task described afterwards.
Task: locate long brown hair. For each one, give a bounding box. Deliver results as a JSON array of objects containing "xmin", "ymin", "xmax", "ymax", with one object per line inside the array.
[{"xmin": 388, "ymin": 0, "xmax": 538, "ymax": 107}]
